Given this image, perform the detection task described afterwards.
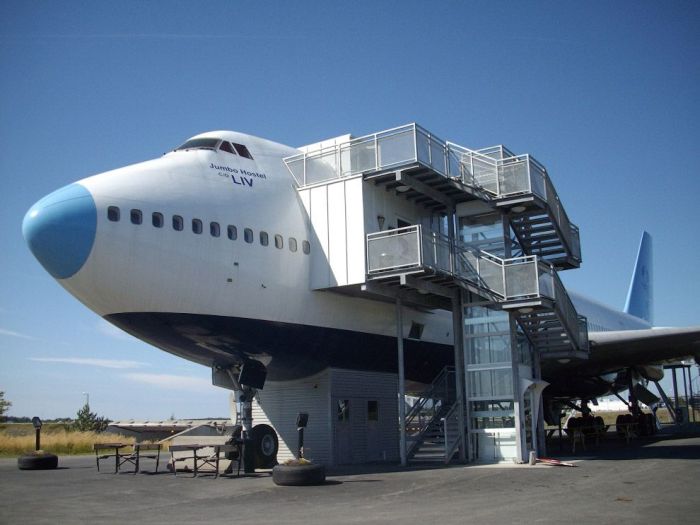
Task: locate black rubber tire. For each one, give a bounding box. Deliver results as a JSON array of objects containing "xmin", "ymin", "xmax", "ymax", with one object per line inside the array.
[
  {"xmin": 251, "ymin": 424, "xmax": 279, "ymax": 469},
  {"xmin": 272, "ymin": 463, "xmax": 325, "ymax": 486},
  {"xmin": 17, "ymin": 453, "xmax": 58, "ymax": 470}
]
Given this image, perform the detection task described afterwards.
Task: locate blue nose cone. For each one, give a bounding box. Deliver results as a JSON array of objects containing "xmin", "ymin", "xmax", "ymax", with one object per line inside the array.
[{"xmin": 22, "ymin": 184, "xmax": 97, "ymax": 280}]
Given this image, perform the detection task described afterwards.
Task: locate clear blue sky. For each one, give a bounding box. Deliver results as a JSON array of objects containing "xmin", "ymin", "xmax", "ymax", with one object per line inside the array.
[{"xmin": 1, "ymin": 1, "xmax": 698, "ymax": 420}]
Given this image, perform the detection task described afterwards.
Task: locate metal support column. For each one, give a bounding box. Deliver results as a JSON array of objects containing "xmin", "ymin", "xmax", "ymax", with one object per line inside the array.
[
  {"xmin": 509, "ymin": 313, "xmax": 525, "ymax": 463},
  {"xmin": 672, "ymin": 367, "xmax": 681, "ymax": 424},
  {"xmin": 533, "ymin": 350, "xmax": 546, "ymax": 457},
  {"xmin": 452, "ymin": 291, "xmax": 467, "ymax": 462},
  {"xmin": 396, "ymin": 297, "xmax": 407, "ymax": 467}
]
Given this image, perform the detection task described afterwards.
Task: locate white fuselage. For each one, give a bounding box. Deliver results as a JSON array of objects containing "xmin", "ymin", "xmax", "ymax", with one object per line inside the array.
[{"xmin": 28, "ymin": 130, "xmax": 651, "ymax": 386}]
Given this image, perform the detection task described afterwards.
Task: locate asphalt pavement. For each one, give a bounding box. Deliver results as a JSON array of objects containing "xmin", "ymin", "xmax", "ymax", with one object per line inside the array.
[{"xmin": 1, "ymin": 428, "xmax": 698, "ymax": 525}]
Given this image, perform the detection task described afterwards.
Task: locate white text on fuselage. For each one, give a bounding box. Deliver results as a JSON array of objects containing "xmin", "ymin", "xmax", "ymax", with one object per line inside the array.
[{"xmin": 209, "ymin": 163, "xmax": 267, "ymax": 188}]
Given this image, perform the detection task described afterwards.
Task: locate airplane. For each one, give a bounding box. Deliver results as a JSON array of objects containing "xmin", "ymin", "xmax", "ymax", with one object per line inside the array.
[{"xmin": 22, "ymin": 128, "xmax": 700, "ymax": 437}]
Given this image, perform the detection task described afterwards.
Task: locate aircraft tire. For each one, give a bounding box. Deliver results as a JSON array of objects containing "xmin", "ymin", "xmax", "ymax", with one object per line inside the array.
[
  {"xmin": 251, "ymin": 424, "xmax": 279, "ymax": 469},
  {"xmin": 272, "ymin": 463, "xmax": 325, "ymax": 486},
  {"xmin": 17, "ymin": 453, "xmax": 58, "ymax": 470}
]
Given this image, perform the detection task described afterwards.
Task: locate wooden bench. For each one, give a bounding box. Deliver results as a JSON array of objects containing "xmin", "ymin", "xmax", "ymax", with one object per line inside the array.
[{"xmin": 169, "ymin": 442, "xmax": 241, "ymax": 478}]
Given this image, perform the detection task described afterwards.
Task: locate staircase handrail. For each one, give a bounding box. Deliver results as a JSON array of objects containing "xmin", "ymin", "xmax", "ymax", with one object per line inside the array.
[
  {"xmin": 405, "ymin": 366, "xmax": 455, "ymax": 430},
  {"xmin": 538, "ymin": 262, "xmax": 587, "ymax": 351},
  {"xmin": 442, "ymin": 401, "xmax": 463, "ymax": 464}
]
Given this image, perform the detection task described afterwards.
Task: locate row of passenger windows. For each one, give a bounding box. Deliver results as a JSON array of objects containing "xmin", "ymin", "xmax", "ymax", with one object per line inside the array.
[{"xmin": 107, "ymin": 206, "xmax": 310, "ymax": 254}]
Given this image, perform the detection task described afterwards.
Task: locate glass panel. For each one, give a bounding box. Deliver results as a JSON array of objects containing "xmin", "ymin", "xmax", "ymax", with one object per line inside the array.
[
  {"xmin": 470, "ymin": 400, "xmax": 515, "ymax": 429},
  {"xmin": 337, "ymin": 400, "xmax": 350, "ymax": 422},
  {"xmin": 107, "ymin": 206, "xmax": 120, "ymax": 222},
  {"xmin": 468, "ymin": 369, "xmax": 513, "ymax": 398},
  {"xmin": 377, "ymin": 129, "xmax": 415, "ymax": 167},
  {"xmin": 244, "ymin": 228, "xmax": 253, "ymax": 243},
  {"xmin": 192, "ymin": 219, "xmax": 202, "ymax": 234},
  {"xmin": 504, "ymin": 260, "xmax": 537, "ymax": 299},
  {"xmin": 289, "ymin": 237, "xmax": 297, "ymax": 252},
  {"xmin": 227, "ymin": 225, "xmax": 237, "ymax": 240},
  {"xmin": 367, "ymin": 400, "xmax": 378, "ymax": 421},
  {"xmin": 260, "ymin": 231, "xmax": 269, "ymax": 246},
  {"xmin": 210, "ymin": 222, "xmax": 220, "ymax": 237},
  {"xmin": 305, "ymin": 149, "xmax": 338, "ymax": 185},
  {"xmin": 367, "ymin": 230, "xmax": 420, "ymax": 273},
  {"xmin": 302, "ymin": 240, "xmax": 310, "ymax": 254},
  {"xmin": 130, "ymin": 209, "xmax": 142, "ymax": 225},
  {"xmin": 172, "ymin": 215, "xmax": 183, "ymax": 231},
  {"xmin": 152, "ymin": 212, "xmax": 163, "ymax": 228}
]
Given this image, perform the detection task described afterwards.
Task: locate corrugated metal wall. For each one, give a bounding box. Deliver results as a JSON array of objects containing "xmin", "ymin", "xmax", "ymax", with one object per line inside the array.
[
  {"xmin": 253, "ymin": 368, "xmax": 399, "ymax": 466},
  {"xmin": 252, "ymin": 369, "xmax": 331, "ymax": 464}
]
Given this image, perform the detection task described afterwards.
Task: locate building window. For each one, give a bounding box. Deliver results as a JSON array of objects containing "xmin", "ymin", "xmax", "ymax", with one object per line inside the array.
[
  {"xmin": 210, "ymin": 222, "xmax": 220, "ymax": 237},
  {"xmin": 368, "ymin": 400, "xmax": 379, "ymax": 421},
  {"xmin": 408, "ymin": 322, "xmax": 424, "ymax": 340},
  {"xmin": 130, "ymin": 209, "xmax": 142, "ymax": 225},
  {"xmin": 227, "ymin": 225, "xmax": 238, "ymax": 240},
  {"xmin": 233, "ymin": 143, "xmax": 253, "ymax": 159},
  {"xmin": 289, "ymin": 237, "xmax": 297, "ymax": 252},
  {"xmin": 172, "ymin": 215, "xmax": 184, "ymax": 231},
  {"xmin": 107, "ymin": 206, "xmax": 120, "ymax": 222},
  {"xmin": 302, "ymin": 240, "xmax": 310, "ymax": 255},
  {"xmin": 192, "ymin": 218, "xmax": 202, "ymax": 234},
  {"xmin": 244, "ymin": 228, "xmax": 253, "ymax": 243},
  {"xmin": 219, "ymin": 141, "xmax": 236, "ymax": 154},
  {"xmin": 260, "ymin": 231, "xmax": 269, "ymax": 246},
  {"xmin": 337, "ymin": 400, "xmax": 350, "ymax": 422},
  {"xmin": 274, "ymin": 234, "xmax": 283, "ymax": 249},
  {"xmin": 152, "ymin": 212, "xmax": 163, "ymax": 228}
]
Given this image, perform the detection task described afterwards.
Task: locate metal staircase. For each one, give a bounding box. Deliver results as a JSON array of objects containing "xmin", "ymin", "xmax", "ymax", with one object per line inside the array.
[
  {"xmin": 366, "ymin": 225, "xmax": 589, "ymax": 360},
  {"xmin": 405, "ymin": 367, "xmax": 460, "ymax": 463},
  {"xmin": 449, "ymin": 143, "xmax": 582, "ymax": 270}
]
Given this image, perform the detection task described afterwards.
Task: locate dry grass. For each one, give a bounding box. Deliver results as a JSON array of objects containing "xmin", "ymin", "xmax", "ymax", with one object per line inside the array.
[{"xmin": 0, "ymin": 424, "xmax": 136, "ymax": 457}]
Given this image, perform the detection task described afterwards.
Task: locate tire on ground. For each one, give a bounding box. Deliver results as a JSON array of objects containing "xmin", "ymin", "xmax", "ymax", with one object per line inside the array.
[
  {"xmin": 17, "ymin": 453, "xmax": 58, "ymax": 470},
  {"xmin": 251, "ymin": 424, "xmax": 279, "ymax": 469},
  {"xmin": 272, "ymin": 463, "xmax": 325, "ymax": 486}
]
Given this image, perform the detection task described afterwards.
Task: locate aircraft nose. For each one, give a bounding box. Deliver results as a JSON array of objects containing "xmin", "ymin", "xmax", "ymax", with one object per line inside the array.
[{"xmin": 22, "ymin": 183, "xmax": 97, "ymax": 279}]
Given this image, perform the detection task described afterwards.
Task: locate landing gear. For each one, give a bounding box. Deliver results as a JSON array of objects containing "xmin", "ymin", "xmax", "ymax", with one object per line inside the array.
[{"xmin": 217, "ymin": 360, "xmax": 278, "ymax": 473}]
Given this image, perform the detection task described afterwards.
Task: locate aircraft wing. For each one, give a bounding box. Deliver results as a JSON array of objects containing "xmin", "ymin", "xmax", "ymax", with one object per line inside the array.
[{"xmin": 584, "ymin": 326, "xmax": 700, "ymax": 374}]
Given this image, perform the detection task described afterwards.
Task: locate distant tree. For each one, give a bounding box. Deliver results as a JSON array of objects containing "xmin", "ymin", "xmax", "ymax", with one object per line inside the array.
[
  {"xmin": 72, "ymin": 403, "xmax": 110, "ymax": 432},
  {"xmin": 0, "ymin": 391, "xmax": 11, "ymax": 422}
]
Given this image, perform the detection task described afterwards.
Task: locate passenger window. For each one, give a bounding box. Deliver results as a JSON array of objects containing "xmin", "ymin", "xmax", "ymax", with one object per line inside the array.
[
  {"xmin": 244, "ymin": 228, "xmax": 253, "ymax": 243},
  {"xmin": 274, "ymin": 234, "xmax": 283, "ymax": 249},
  {"xmin": 173, "ymin": 215, "xmax": 184, "ymax": 231},
  {"xmin": 152, "ymin": 212, "xmax": 163, "ymax": 228},
  {"xmin": 107, "ymin": 206, "xmax": 120, "ymax": 222},
  {"xmin": 302, "ymin": 240, "xmax": 310, "ymax": 254},
  {"xmin": 260, "ymin": 231, "xmax": 269, "ymax": 246},
  {"xmin": 227, "ymin": 225, "xmax": 238, "ymax": 240},
  {"xmin": 233, "ymin": 143, "xmax": 253, "ymax": 159},
  {"xmin": 130, "ymin": 209, "xmax": 142, "ymax": 225},
  {"xmin": 219, "ymin": 141, "xmax": 236, "ymax": 154},
  {"xmin": 192, "ymin": 218, "xmax": 203, "ymax": 234},
  {"xmin": 289, "ymin": 237, "xmax": 298, "ymax": 252},
  {"xmin": 210, "ymin": 222, "xmax": 220, "ymax": 237}
]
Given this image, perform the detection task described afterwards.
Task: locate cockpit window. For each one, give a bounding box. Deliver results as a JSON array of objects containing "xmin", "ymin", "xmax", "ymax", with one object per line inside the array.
[
  {"xmin": 219, "ymin": 141, "xmax": 236, "ymax": 154},
  {"xmin": 233, "ymin": 143, "xmax": 253, "ymax": 159},
  {"xmin": 175, "ymin": 138, "xmax": 220, "ymax": 151}
]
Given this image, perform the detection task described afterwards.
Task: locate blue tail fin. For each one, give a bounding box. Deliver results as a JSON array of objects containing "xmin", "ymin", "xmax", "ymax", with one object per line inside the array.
[{"xmin": 624, "ymin": 231, "xmax": 653, "ymax": 324}]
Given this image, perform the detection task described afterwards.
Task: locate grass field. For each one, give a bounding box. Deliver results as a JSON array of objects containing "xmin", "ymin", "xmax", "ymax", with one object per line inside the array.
[{"xmin": 0, "ymin": 423, "xmax": 136, "ymax": 457}]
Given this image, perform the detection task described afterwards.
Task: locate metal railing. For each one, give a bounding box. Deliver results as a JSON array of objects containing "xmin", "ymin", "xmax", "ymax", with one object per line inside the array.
[
  {"xmin": 284, "ymin": 123, "xmax": 451, "ymax": 187},
  {"xmin": 442, "ymin": 402, "xmax": 463, "ymax": 464},
  {"xmin": 366, "ymin": 226, "xmax": 589, "ymax": 353},
  {"xmin": 448, "ymin": 143, "xmax": 580, "ymax": 262},
  {"xmin": 367, "ymin": 225, "xmax": 547, "ymax": 302},
  {"xmin": 405, "ymin": 366, "xmax": 456, "ymax": 433}
]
